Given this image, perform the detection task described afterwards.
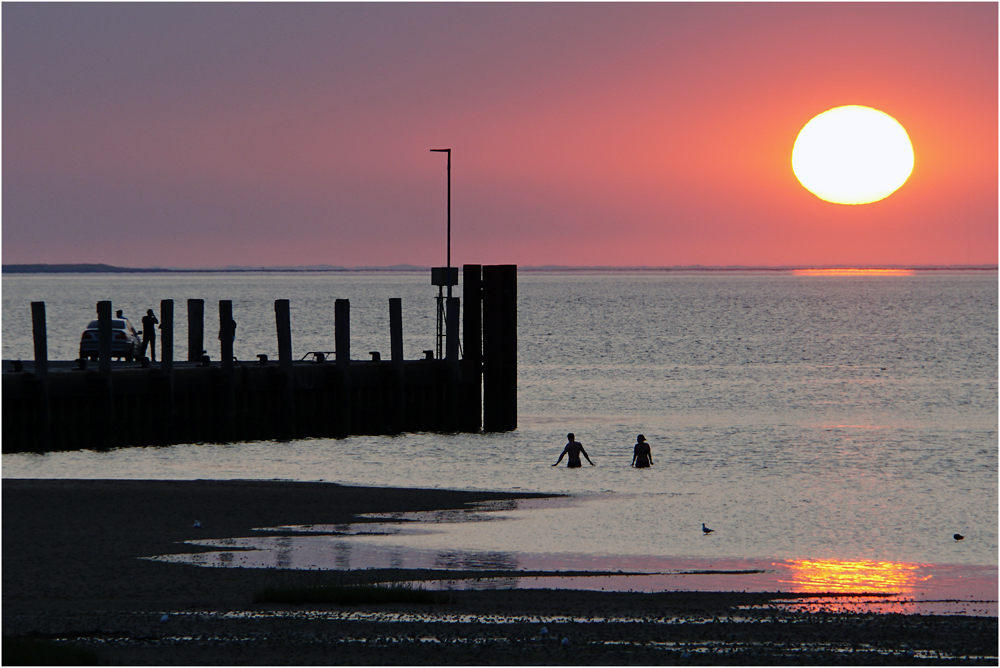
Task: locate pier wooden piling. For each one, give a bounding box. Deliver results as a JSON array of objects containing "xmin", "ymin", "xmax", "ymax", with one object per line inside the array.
[
  {"xmin": 30, "ymin": 302, "xmax": 51, "ymax": 449},
  {"xmin": 390, "ymin": 297, "xmax": 405, "ymax": 432},
  {"xmin": 217, "ymin": 300, "xmax": 236, "ymax": 441},
  {"xmin": 275, "ymin": 299, "xmax": 295, "ymax": 440},
  {"xmin": 159, "ymin": 299, "xmax": 175, "ymax": 444},
  {"xmin": 335, "ymin": 299, "xmax": 351, "ymax": 437},
  {"xmin": 97, "ymin": 301, "xmax": 112, "ymax": 378},
  {"xmin": 462, "ymin": 264, "xmax": 483, "ymax": 433},
  {"xmin": 96, "ymin": 301, "xmax": 115, "ymax": 448},
  {"xmin": 482, "ymin": 264, "xmax": 517, "ymax": 432},
  {"xmin": 187, "ymin": 299, "xmax": 205, "ymax": 361},
  {"xmin": 2, "ymin": 265, "xmax": 517, "ymax": 453}
]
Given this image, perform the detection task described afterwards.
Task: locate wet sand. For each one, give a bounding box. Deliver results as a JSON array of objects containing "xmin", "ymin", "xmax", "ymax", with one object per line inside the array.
[{"xmin": 3, "ymin": 478, "xmax": 996, "ymax": 665}]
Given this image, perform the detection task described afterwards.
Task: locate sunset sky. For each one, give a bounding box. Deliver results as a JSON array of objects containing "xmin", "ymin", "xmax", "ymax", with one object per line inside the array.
[{"xmin": 3, "ymin": 3, "xmax": 997, "ymax": 269}]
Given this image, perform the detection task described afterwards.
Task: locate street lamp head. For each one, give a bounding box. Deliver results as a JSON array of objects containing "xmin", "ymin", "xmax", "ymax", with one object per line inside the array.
[{"xmin": 430, "ymin": 148, "xmax": 451, "ymax": 153}]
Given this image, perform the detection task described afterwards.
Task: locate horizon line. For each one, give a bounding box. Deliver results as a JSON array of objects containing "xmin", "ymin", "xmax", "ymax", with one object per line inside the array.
[{"xmin": 2, "ymin": 262, "xmax": 997, "ymax": 274}]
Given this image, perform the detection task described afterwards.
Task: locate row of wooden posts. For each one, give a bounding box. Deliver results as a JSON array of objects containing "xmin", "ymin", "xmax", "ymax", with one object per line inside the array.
[{"xmin": 2, "ymin": 264, "xmax": 517, "ymax": 453}]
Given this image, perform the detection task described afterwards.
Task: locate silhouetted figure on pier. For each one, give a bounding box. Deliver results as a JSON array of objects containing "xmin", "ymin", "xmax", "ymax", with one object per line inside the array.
[
  {"xmin": 631, "ymin": 434, "xmax": 654, "ymax": 468},
  {"xmin": 140, "ymin": 309, "xmax": 159, "ymax": 362},
  {"xmin": 553, "ymin": 433, "xmax": 594, "ymax": 468}
]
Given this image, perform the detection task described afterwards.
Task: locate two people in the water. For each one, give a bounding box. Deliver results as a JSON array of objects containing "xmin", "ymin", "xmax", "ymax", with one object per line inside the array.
[{"xmin": 552, "ymin": 433, "xmax": 654, "ymax": 468}]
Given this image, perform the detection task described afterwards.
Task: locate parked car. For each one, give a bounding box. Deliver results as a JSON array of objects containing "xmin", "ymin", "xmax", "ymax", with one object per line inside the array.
[{"xmin": 79, "ymin": 318, "xmax": 142, "ymax": 361}]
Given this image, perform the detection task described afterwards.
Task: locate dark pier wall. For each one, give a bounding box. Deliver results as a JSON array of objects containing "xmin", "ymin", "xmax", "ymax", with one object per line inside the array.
[
  {"xmin": 2, "ymin": 264, "xmax": 516, "ymax": 454},
  {"xmin": 2, "ymin": 359, "xmax": 480, "ymax": 453}
]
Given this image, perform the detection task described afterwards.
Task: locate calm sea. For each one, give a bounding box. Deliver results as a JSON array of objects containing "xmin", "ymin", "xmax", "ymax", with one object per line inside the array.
[{"xmin": 3, "ymin": 270, "xmax": 997, "ymax": 606}]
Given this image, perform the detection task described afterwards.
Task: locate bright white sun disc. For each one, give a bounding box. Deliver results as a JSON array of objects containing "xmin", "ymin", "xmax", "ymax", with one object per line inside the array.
[{"xmin": 792, "ymin": 105, "xmax": 913, "ymax": 205}]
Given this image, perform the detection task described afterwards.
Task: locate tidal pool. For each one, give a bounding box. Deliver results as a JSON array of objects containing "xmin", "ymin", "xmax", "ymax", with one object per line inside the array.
[{"xmin": 147, "ymin": 497, "xmax": 997, "ymax": 617}]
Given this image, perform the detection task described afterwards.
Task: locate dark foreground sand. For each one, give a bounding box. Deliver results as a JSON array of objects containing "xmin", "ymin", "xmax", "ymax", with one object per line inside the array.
[{"xmin": 3, "ymin": 479, "xmax": 996, "ymax": 665}]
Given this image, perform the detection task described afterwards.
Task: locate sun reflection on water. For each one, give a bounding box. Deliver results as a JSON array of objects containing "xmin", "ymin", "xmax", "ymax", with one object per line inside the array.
[
  {"xmin": 780, "ymin": 558, "xmax": 930, "ymax": 594},
  {"xmin": 792, "ymin": 268, "xmax": 915, "ymax": 276}
]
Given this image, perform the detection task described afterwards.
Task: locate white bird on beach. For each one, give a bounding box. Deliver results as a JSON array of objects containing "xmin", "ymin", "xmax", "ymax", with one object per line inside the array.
[{"xmin": 702, "ymin": 523, "xmax": 714, "ymax": 534}]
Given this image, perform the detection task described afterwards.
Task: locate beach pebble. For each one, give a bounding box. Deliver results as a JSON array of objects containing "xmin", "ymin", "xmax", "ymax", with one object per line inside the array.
[
  {"xmin": 561, "ymin": 637, "xmax": 569, "ymax": 646},
  {"xmin": 160, "ymin": 614, "xmax": 169, "ymax": 623},
  {"xmin": 193, "ymin": 520, "xmax": 202, "ymax": 528}
]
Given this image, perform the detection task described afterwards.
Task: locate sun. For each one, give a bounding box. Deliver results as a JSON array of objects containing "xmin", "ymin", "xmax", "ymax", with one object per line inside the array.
[{"xmin": 792, "ymin": 105, "xmax": 914, "ymax": 205}]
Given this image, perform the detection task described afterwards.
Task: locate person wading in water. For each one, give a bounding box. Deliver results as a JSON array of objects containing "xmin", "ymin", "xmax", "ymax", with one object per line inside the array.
[
  {"xmin": 631, "ymin": 434, "xmax": 654, "ymax": 468},
  {"xmin": 553, "ymin": 433, "xmax": 595, "ymax": 468}
]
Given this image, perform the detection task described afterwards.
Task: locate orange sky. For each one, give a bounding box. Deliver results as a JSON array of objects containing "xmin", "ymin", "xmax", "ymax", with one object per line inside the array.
[{"xmin": 3, "ymin": 3, "xmax": 996, "ymax": 268}]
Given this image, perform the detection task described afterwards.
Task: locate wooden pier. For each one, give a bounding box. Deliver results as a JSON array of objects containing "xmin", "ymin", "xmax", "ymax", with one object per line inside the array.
[{"xmin": 2, "ymin": 264, "xmax": 516, "ymax": 454}]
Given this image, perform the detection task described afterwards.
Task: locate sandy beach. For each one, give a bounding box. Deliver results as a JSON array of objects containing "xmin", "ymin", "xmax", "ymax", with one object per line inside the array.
[{"xmin": 3, "ymin": 478, "xmax": 996, "ymax": 665}]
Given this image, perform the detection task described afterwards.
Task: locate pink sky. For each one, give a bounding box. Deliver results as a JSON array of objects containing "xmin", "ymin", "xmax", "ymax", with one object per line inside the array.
[{"xmin": 3, "ymin": 3, "xmax": 996, "ymax": 268}]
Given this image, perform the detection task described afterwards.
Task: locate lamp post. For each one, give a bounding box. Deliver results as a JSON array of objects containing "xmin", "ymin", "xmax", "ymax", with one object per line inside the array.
[
  {"xmin": 430, "ymin": 148, "xmax": 452, "ymax": 299},
  {"xmin": 429, "ymin": 148, "xmax": 455, "ymax": 360}
]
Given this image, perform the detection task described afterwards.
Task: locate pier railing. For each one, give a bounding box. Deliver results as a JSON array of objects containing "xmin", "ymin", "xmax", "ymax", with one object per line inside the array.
[{"xmin": 2, "ymin": 264, "xmax": 516, "ymax": 453}]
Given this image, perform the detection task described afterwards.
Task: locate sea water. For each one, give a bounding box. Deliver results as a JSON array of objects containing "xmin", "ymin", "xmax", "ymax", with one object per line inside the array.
[{"xmin": 3, "ymin": 270, "xmax": 997, "ymax": 595}]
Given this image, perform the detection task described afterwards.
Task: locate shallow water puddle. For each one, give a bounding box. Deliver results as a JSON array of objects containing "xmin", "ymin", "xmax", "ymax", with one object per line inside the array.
[{"xmin": 146, "ymin": 498, "xmax": 997, "ymax": 616}]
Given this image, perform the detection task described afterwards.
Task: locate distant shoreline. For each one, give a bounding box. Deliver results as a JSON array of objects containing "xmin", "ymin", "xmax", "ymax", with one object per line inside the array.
[{"xmin": 3, "ymin": 263, "xmax": 997, "ymax": 274}]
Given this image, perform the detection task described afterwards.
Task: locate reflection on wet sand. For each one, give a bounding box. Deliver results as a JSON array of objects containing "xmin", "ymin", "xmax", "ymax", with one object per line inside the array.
[
  {"xmin": 780, "ymin": 558, "xmax": 930, "ymax": 594},
  {"xmin": 763, "ymin": 558, "xmax": 933, "ymax": 615},
  {"xmin": 434, "ymin": 550, "xmax": 519, "ymax": 571}
]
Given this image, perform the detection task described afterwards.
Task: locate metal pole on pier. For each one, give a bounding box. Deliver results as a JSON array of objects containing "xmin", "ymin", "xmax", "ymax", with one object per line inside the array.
[
  {"xmin": 430, "ymin": 149, "xmax": 456, "ymax": 360},
  {"xmin": 430, "ymin": 148, "xmax": 452, "ymax": 299}
]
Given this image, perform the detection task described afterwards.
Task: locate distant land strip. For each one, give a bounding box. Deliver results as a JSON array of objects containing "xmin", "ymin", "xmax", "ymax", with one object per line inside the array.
[
  {"xmin": 3, "ymin": 263, "xmax": 997, "ymax": 274},
  {"xmin": 2, "ymin": 263, "xmax": 427, "ymax": 274}
]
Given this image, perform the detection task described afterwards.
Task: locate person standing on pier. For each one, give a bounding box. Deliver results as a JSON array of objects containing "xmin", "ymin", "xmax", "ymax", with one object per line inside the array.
[
  {"xmin": 553, "ymin": 433, "xmax": 595, "ymax": 468},
  {"xmin": 140, "ymin": 309, "xmax": 159, "ymax": 362},
  {"xmin": 631, "ymin": 434, "xmax": 654, "ymax": 468}
]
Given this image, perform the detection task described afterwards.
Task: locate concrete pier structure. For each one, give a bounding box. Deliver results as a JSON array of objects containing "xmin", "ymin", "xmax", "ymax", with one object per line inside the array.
[{"xmin": 2, "ymin": 265, "xmax": 517, "ymax": 454}]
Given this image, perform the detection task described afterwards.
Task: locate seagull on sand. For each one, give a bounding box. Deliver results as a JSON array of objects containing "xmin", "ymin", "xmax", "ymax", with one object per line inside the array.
[
  {"xmin": 702, "ymin": 523, "xmax": 714, "ymax": 535},
  {"xmin": 954, "ymin": 533, "xmax": 965, "ymax": 541}
]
